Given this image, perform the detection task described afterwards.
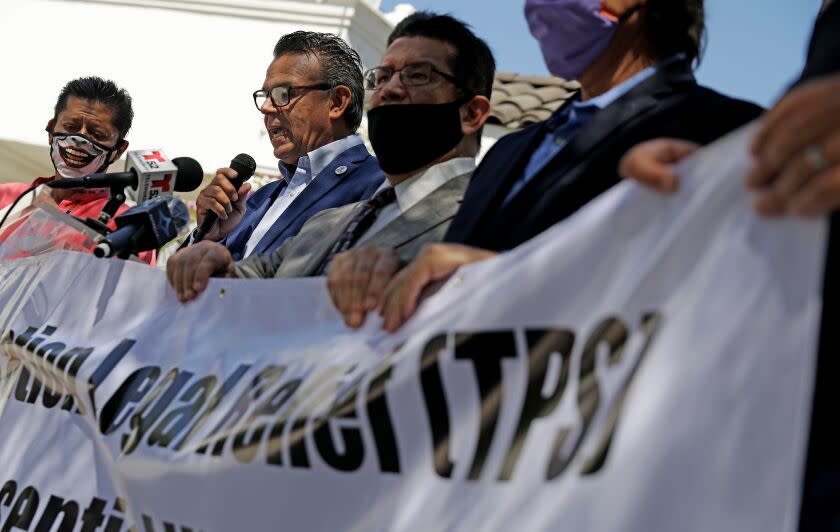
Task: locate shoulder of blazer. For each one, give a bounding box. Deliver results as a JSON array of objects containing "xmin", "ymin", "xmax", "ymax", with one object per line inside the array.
[
  {"xmin": 682, "ymin": 83, "xmax": 764, "ymax": 115},
  {"xmin": 346, "ymin": 154, "xmax": 386, "ymax": 193},
  {"xmin": 342, "ymin": 142, "xmax": 374, "ymax": 163}
]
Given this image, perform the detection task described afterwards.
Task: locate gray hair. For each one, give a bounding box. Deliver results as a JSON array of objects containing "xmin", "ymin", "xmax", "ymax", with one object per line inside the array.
[{"xmin": 273, "ymin": 31, "xmax": 364, "ymax": 131}]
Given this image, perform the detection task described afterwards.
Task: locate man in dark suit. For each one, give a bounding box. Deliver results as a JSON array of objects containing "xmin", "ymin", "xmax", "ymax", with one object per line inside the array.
[
  {"xmin": 327, "ymin": 0, "xmax": 763, "ymax": 331},
  {"xmin": 166, "ymin": 12, "xmax": 494, "ymax": 304},
  {"xmin": 185, "ymin": 31, "xmax": 383, "ymax": 261}
]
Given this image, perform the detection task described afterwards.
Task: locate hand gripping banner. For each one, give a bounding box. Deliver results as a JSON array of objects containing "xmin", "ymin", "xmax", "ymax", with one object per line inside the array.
[{"xmin": 0, "ymin": 124, "xmax": 827, "ymax": 531}]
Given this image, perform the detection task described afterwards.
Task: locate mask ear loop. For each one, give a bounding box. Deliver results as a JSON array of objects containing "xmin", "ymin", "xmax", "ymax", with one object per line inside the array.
[{"xmin": 101, "ymin": 137, "xmax": 124, "ymax": 169}]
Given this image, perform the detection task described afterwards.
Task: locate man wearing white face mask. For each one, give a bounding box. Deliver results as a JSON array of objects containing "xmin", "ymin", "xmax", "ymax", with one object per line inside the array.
[
  {"xmin": 0, "ymin": 76, "xmax": 132, "ymax": 223},
  {"xmin": 0, "ymin": 76, "xmax": 157, "ymax": 263}
]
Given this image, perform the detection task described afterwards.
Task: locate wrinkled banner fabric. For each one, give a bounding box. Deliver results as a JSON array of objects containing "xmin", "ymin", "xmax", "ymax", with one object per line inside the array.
[{"xmin": 0, "ymin": 125, "xmax": 827, "ymax": 531}]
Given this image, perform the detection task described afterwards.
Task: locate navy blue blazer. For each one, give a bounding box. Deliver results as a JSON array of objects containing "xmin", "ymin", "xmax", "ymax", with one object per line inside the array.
[
  {"xmin": 222, "ymin": 143, "xmax": 383, "ymax": 261},
  {"xmin": 444, "ymin": 59, "xmax": 763, "ymax": 252}
]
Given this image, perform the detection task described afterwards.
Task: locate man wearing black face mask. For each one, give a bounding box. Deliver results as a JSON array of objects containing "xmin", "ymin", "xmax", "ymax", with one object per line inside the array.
[
  {"xmin": 166, "ymin": 12, "xmax": 494, "ymax": 303},
  {"xmin": 328, "ymin": 0, "xmax": 766, "ymax": 332},
  {"xmin": 0, "ymin": 76, "xmax": 132, "ymax": 225}
]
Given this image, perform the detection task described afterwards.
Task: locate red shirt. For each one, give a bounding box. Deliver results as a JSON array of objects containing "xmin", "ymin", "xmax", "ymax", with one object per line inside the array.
[{"xmin": 0, "ymin": 177, "xmax": 155, "ymax": 264}]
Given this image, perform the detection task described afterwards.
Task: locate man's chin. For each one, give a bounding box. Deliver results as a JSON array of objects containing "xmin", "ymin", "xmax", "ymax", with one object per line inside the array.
[{"xmin": 273, "ymin": 144, "xmax": 299, "ymax": 164}]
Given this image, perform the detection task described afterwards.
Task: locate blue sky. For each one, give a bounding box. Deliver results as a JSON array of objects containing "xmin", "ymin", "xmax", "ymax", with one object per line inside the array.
[{"xmin": 380, "ymin": 0, "xmax": 823, "ymax": 108}]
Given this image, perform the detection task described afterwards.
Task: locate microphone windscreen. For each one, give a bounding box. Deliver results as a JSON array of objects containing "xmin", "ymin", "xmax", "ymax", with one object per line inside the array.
[
  {"xmin": 229, "ymin": 153, "xmax": 256, "ymax": 183},
  {"xmin": 172, "ymin": 157, "xmax": 205, "ymax": 192}
]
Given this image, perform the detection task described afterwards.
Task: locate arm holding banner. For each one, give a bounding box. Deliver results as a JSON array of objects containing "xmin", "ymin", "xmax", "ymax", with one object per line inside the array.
[
  {"xmin": 621, "ymin": 73, "xmax": 840, "ymax": 217},
  {"xmin": 167, "ymin": 228, "xmax": 304, "ymax": 302},
  {"xmin": 165, "ymin": 240, "xmax": 235, "ymax": 302},
  {"xmin": 618, "ymin": 139, "xmax": 700, "ymax": 193}
]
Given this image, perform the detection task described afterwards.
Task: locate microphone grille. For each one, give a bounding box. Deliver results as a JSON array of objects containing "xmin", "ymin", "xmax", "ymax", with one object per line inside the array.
[
  {"xmin": 230, "ymin": 153, "xmax": 257, "ymax": 181},
  {"xmin": 172, "ymin": 157, "xmax": 205, "ymax": 192}
]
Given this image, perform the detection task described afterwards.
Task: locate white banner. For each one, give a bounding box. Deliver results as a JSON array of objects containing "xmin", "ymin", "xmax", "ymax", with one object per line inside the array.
[{"xmin": 0, "ymin": 124, "xmax": 827, "ymax": 532}]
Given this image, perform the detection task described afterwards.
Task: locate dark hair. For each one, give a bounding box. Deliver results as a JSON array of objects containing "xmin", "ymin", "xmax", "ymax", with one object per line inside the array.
[
  {"xmin": 642, "ymin": 0, "xmax": 706, "ymax": 66},
  {"xmin": 53, "ymin": 77, "xmax": 134, "ymax": 140},
  {"xmin": 387, "ymin": 11, "xmax": 496, "ymax": 99},
  {"xmin": 273, "ymin": 31, "xmax": 365, "ymax": 132}
]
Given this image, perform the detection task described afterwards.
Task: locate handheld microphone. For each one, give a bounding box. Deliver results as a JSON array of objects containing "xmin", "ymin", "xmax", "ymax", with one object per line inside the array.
[
  {"xmin": 47, "ymin": 151, "xmax": 205, "ymax": 203},
  {"xmin": 193, "ymin": 153, "xmax": 256, "ymax": 242},
  {"xmin": 93, "ymin": 196, "xmax": 190, "ymax": 259}
]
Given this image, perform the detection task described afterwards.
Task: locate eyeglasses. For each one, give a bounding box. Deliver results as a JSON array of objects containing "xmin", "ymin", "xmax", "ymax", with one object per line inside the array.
[
  {"xmin": 363, "ymin": 63, "xmax": 460, "ymax": 91},
  {"xmin": 253, "ymin": 83, "xmax": 332, "ymax": 110}
]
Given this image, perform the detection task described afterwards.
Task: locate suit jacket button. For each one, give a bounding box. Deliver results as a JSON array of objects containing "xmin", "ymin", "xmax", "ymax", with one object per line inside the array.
[{"xmin": 335, "ymin": 165, "xmax": 348, "ymax": 175}]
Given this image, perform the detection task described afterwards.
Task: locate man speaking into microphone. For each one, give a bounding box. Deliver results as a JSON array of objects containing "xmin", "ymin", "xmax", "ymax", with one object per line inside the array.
[
  {"xmin": 167, "ymin": 12, "xmax": 494, "ymax": 303},
  {"xmin": 0, "ymin": 76, "xmax": 154, "ymax": 264},
  {"xmin": 185, "ymin": 31, "xmax": 384, "ymax": 260}
]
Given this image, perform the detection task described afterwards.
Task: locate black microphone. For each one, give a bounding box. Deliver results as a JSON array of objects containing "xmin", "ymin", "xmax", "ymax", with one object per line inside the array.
[
  {"xmin": 47, "ymin": 155, "xmax": 205, "ymax": 196},
  {"xmin": 93, "ymin": 196, "xmax": 190, "ymax": 259},
  {"xmin": 193, "ymin": 153, "xmax": 256, "ymax": 242},
  {"xmin": 47, "ymin": 170, "xmax": 137, "ymax": 189}
]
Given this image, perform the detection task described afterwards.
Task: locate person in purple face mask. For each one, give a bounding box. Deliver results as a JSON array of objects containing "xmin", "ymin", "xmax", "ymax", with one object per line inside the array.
[{"xmin": 325, "ymin": 0, "xmax": 765, "ymax": 332}]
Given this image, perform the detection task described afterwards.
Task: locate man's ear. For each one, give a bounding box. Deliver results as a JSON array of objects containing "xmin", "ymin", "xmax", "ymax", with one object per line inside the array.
[
  {"xmin": 461, "ymin": 95, "xmax": 492, "ymax": 137},
  {"xmin": 328, "ymin": 85, "xmax": 353, "ymax": 122},
  {"xmin": 46, "ymin": 119, "xmax": 55, "ymax": 145},
  {"xmin": 113, "ymin": 139, "xmax": 129, "ymax": 163}
]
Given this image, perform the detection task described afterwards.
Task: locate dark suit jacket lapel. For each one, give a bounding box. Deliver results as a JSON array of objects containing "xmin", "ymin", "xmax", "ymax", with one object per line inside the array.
[
  {"xmin": 447, "ymin": 95, "xmax": 580, "ymax": 244},
  {"xmin": 298, "ymin": 203, "xmax": 366, "ymax": 276},
  {"xmin": 449, "ymin": 122, "xmax": 549, "ymax": 244},
  {"xmin": 366, "ymin": 172, "xmax": 470, "ymax": 249},
  {"xmin": 251, "ymin": 144, "xmax": 371, "ymax": 255},
  {"xmin": 510, "ymin": 60, "xmax": 696, "ymax": 207}
]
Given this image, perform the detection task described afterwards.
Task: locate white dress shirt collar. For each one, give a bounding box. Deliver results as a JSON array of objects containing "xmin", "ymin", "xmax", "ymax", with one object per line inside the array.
[
  {"xmin": 380, "ymin": 156, "xmax": 475, "ymax": 213},
  {"xmin": 278, "ymin": 134, "xmax": 364, "ymax": 184},
  {"xmin": 358, "ymin": 157, "xmax": 475, "ymax": 244}
]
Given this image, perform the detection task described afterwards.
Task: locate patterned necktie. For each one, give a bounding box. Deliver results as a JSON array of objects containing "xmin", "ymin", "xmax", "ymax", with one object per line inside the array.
[{"xmin": 316, "ymin": 187, "xmax": 397, "ymax": 274}]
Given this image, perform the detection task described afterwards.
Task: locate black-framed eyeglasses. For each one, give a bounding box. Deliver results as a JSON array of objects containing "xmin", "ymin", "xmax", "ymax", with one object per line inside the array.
[
  {"xmin": 363, "ymin": 63, "xmax": 460, "ymax": 91},
  {"xmin": 253, "ymin": 83, "xmax": 332, "ymax": 110}
]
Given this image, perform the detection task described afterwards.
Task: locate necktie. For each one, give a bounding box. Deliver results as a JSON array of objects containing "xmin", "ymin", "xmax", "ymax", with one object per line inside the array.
[{"xmin": 316, "ymin": 187, "xmax": 397, "ymax": 274}]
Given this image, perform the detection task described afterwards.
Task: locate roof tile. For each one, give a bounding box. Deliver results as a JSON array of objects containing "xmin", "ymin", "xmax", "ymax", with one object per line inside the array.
[{"xmin": 489, "ymin": 71, "xmax": 579, "ymax": 129}]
